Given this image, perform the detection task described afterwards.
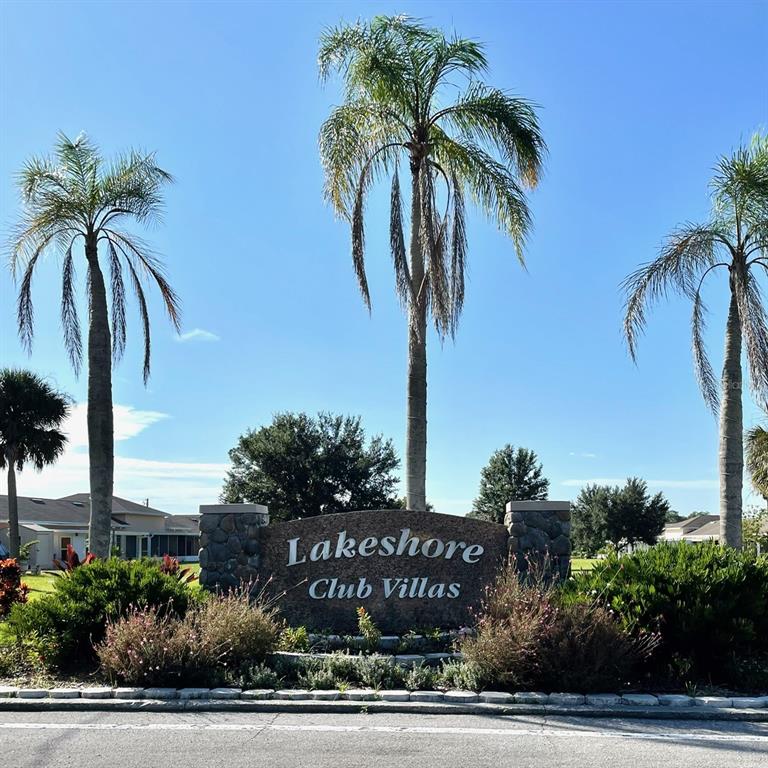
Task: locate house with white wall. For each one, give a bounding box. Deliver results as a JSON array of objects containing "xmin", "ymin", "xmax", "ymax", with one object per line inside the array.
[{"xmin": 0, "ymin": 493, "xmax": 199, "ymax": 568}]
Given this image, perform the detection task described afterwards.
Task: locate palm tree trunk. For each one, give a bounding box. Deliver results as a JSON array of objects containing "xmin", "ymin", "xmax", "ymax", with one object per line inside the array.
[
  {"xmin": 719, "ymin": 286, "xmax": 743, "ymax": 548},
  {"xmin": 406, "ymin": 165, "xmax": 427, "ymax": 511},
  {"xmin": 6, "ymin": 449, "xmax": 20, "ymax": 559},
  {"xmin": 85, "ymin": 234, "xmax": 114, "ymax": 558}
]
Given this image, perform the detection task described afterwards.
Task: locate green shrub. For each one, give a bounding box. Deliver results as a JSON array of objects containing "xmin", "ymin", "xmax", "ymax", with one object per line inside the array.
[
  {"xmin": 7, "ymin": 558, "xmax": 191, "ymax": 668},
  {"xmin": 403, "ymin": 662, "xmax": 438, "ymax": 691},
  {"xmin": 356, "ymin": 606, "xmax": 381, "ymax": 651},
  {"xmin": 297, "ymin": 662, "xmax": 343, "ymax": 691},
  {"xmin": 357, "ymin": 655, "xmax": 404, "ymax": 689},
  {"xmin": 278, "ymin": 626, "xmax": 310, "ymax": 652},
  {"xmin": 568, "ymin": 541, "xmax": 768, "ymax": 686},
  {"xmin": 230, "ymin": 661, "xmax": 281, "ymax": 690},
  {"xmin": 281, "ymin": 652, "xmax": 405, "ymax": 691},
  {"xmin": 0, "ymin": 639, "xmax": 46, "ymax": 682},
  {"xmin": 462, "ymin": 564, "xmax": 653, "ymax": 691},
  {"xmin": 437, "ymin": 660, "xmax": 486, "ymax": 692}
]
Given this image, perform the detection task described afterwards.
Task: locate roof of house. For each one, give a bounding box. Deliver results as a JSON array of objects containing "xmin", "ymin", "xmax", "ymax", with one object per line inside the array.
[
  {"xmin": 60, "ymin": 493, "xmax": 168, "ymax": 517},
  {"xmin": 683, "ymin": 520, "xmax": 721, "ymax": 539},
  {"xmin": 0, "ymin": 494, "xmax": 198, "ymax": 534},
  {"xmin": 0, "ymin": 495, "xmax": 93, "ymax": 526},
  {"xmin": 665, "ymin": 514, "xmax": 718, "ymax": 530}
]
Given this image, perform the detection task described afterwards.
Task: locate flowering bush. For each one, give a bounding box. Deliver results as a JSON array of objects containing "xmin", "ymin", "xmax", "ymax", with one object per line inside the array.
[
  {"xmin": 96, "ymin": 588, "xmax": 279, "ymax": 686},
  {"xmin": 95, "ymin": 606, "xmax": 225, "ymax": 686},
  {"xmin": 0, "ymin": 558, "xmax": 28, "ymax": 616}
]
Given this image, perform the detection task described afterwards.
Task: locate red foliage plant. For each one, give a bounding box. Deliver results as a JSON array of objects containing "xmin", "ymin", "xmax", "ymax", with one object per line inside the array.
[
  {"xmin": 159, "ymin": 554, "xmax": 197, "ymax": 584},
  {"xmin": 52, "ymin": 543, "xmax": 97, "ymax": 575},
  {"xmin": 0, "ymin": 558, "xmax": 29, "ymax": 616}
]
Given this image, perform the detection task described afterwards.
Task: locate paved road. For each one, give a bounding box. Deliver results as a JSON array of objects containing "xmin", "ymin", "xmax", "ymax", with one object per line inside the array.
[{"xmin": 1, "ymin": 710, "xmax": 767, "ymax": 767}]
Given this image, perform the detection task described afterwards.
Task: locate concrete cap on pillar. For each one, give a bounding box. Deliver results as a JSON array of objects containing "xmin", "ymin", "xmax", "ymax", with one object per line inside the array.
[
  {"xmin": 505, "ymin": 500, "xmax": 571, "ymax": 513},
  {"xmin": 199, "ymin": 503, "xmax": 269, "ymax": 515}
]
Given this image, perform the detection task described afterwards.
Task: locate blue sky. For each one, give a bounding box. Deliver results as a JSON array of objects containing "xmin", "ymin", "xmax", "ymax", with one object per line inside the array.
[{"xmin": 1, "ymin": 0, "xmax": 766, "ymax": 516}]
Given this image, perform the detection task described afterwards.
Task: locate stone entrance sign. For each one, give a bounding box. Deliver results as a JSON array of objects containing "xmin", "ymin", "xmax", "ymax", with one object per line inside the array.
[
  {"xmin": 259, "ymin": 510, "xmax": 508, "ymax": 632},
  {"xmin": 199, "ymin": 502, "xmax": 571, "ymax": 633}
]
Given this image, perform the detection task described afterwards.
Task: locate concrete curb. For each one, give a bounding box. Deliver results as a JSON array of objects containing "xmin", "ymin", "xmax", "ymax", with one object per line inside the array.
[{"xmin": 1, "ymin": 698, "xmax": 767, "ymax": 721}]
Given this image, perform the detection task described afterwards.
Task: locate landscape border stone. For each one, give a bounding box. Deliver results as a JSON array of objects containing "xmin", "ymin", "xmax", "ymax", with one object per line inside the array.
[
  {"xmin": 1, "ymin": 697, "xmax": 768, "ymax": 721},
  {"xmin": 1, "ymin": 688, "xmax": 766, "ymax": 721}
]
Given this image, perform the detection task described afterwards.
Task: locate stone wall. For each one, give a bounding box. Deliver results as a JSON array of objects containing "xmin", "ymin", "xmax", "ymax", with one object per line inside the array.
[
  {"xmin": 198, "ymin": 504, "xmax": 269, "ymax": 590},
  {"xmin": 505, "ymin": 500, "xmax": 571, "ymax": 580}
]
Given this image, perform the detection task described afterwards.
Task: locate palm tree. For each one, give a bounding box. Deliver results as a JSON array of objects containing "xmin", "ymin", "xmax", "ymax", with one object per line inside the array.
[
  {"xmin": 623, "ymin": 132, "xmax": 768, "ymax": 548},
  {"xmin": 319, "ymin": 16, "xmax": 545, "ymax": 510},
  {"xmin": 746, "ymin": 418, "xmax": 768, "ymax": 504},
  {"xmin": 0, "ymin": 369, "xmax": 69, "ymax": 558},
  {"xmin": 10, "ymin": 133, "xmax": 180, "ymax": 557}
]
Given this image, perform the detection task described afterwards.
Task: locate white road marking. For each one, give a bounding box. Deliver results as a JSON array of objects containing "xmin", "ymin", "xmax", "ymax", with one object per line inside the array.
[{"xmin": 0, "ymin": 722, "xmax": 767, "ymax": 743}]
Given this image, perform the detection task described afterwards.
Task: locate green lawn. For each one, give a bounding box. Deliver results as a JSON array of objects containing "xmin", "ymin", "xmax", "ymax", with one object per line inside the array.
[
  {"xmin": 21, "ymin": 561, "xmax": 202, "ymax": 601},
  {"xmin": 570, "ymin": 558, "xmax": 599, "ymax": 572}
]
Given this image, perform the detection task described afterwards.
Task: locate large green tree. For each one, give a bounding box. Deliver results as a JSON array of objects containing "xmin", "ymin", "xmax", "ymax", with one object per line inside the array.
[
  {"xmin": 623, "ymin": 133, "xmax": 768, "ymax": 548},
  {"xmin": 319, "ymin": 16, "xmax": 545, "ymax": 511},
  {"xmin": 221, "ymin": 412, "xmax": 402, "ymax": 521},
  {"xmin": 571, "ymin": 478, "xmax": 669, "ymax": 555},
  {"xmin": 10, "ymin": 133, "xmax": 179, "ymax": 557},
  {"xmin": 468, "ymin": 444, "xmax": 548, "ymax": 524},
  {"xmin": 0, "ymin": 369, "xmax": 69, "ymax": 558}
]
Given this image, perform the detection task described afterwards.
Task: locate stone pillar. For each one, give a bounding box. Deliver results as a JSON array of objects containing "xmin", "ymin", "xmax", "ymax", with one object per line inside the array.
[
  {"xmin": 198, "ymin": 503, "xmax": 269, "ymax": 590},
  {"xmin": 505, "ymin": 500, "xmax": 571, "ymax": 580}
]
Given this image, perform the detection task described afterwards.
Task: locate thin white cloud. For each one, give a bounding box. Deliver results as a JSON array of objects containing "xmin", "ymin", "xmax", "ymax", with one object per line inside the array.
[
  {"xmin": 561, "ymin": 478, "xmax": 718, "ymax": 490},
  {"xmin": 175, "ymin": 328, "xmax": 220, "ymax": 343},
  {"xmin": 64, "ymin": 403, "xmax": 168, "ymax": 448},
  {"xmin": 2, "ymin": 403, "xmax": 225, "ymax": 515},
  {"xmin": 569, "ymin": 451, "xmax": 597, "ymax": 459}
]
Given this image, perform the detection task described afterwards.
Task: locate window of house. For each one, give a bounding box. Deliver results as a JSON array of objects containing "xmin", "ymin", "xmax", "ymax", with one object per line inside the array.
[{"xmin": 60, "ymin": 537, "xmax": 71, "ymax": 560}]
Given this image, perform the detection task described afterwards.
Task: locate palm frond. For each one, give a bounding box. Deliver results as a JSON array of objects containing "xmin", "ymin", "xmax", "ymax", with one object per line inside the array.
[
  {"xmin": 746, "ymin": 423, "xmax": 768, "ymax": 498},
  {"xmin": 319, "ymin": 102, "xmax": 405, "ymax": 216},
  {"xmin": 712, "ymin": 131, "xmax": 768, "ymax": 234},
  {"xmin": 319, "ymin": 16, "xmax": 418, "ymax": 119},
  {"xmin": 431, "ymin": 131, "xmax": 531, "ymax": 263},
  {"xmin": 735, "ymin": 267, "xmax": 768, "ymax": 406},
  {"xmin": 96, "ymin": 150, "xmax": 173, "ymax": 229},
  {"xmin": 16, "ymin": 232, "xmax": 58, "ymax": 353},
  {"xmin": 121, "ymin": 252, "xmax": 152, "ymax": 383},
  {"xmin": 691, "ymin": 285, "xmax": 719, "ymax": 411},
  {"xmin": 351, "ymin": 170, "xmax": 371, "ymax": 310},
  {"xmin": 432, "ymin": 83, "xmax": 545, "ymax": 186},
  {"xmin": 450, "ymin": 172, "xmax": 467, "ymax": 335},
  {"xmin": 421, "ymin": 34, "xmax": 487, "ymax": 117},
  {"xmin": 54, "ymin": 132, "xmax": 101, "ymax": 216},
  {"xmin": 103, "ymin": 230, "xmax": 181, "ymax": 331},
  {"xmin": 389, "ymin": 163, "xmax": 411, "ymax": 307},
  {"xmin": 621, "ymin": 226, "xmax": 725, "ymax": 360},
  {"xmin": 419, "ymin": 168, "xmax": 451, "ymax": 336},
  {"xmin": 107, "ymin": 238, "xmax": 127, "ymax": 363},
  {"xmin": 61, "ymin": 241, "xmax": 83, "ymax": 375}
]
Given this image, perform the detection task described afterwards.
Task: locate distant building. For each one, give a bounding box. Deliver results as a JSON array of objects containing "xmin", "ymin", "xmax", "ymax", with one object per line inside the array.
[
  {"xmin": 662, "ymin": 514, "xmax": 720, "ymax": 543},
  {"xmin": 0, "ymin": 493, "xmax": 199, "ymax": 568}
]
